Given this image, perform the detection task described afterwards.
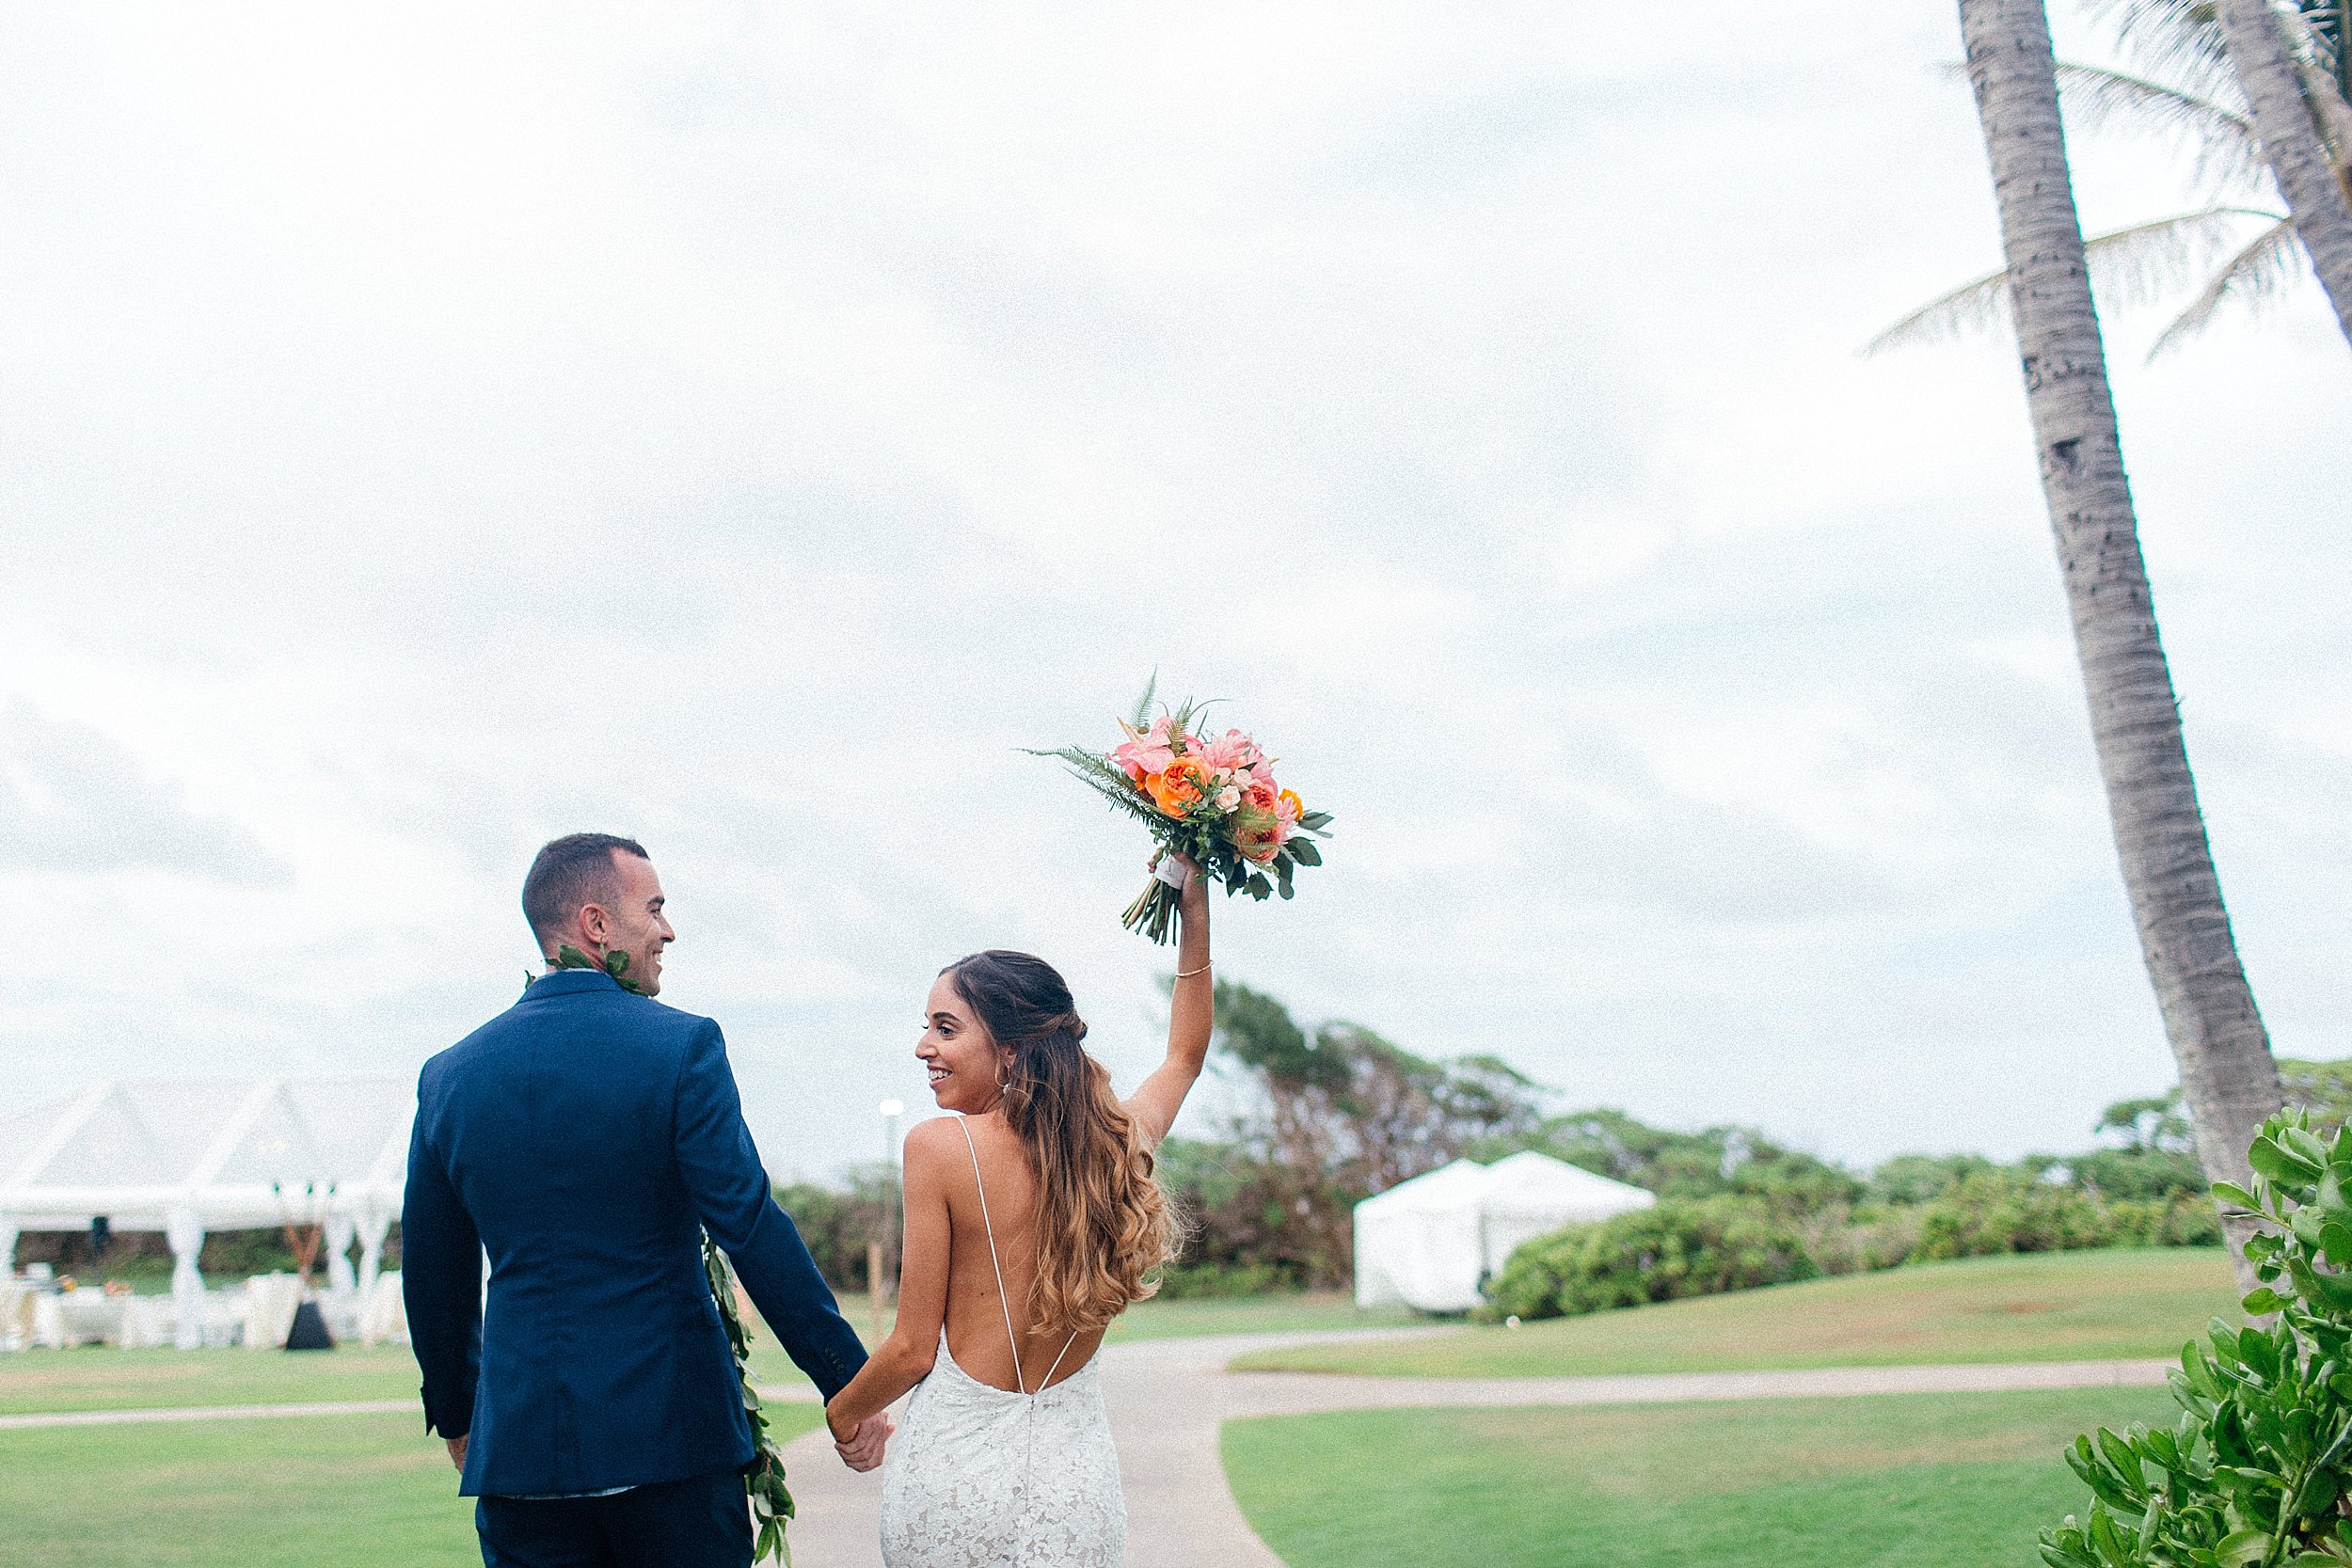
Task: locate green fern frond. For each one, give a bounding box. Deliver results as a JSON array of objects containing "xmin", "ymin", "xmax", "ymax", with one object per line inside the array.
[{"xmin": 1127, "ymin": 673, "xmax": 1160, "ymax": 731}]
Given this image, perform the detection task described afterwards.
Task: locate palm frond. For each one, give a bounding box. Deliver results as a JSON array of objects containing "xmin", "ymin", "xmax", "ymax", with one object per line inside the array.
[
  {"xmin": 1867, "ymin": 207, "xmax": 2280, "ymax": 354},
  {"xmin": 2082, "ymin": 0, "xmax": 2240, "ymax": 105},
  {"xmin": 2148, "ymin": 214, "xmax": 2307, "ymax": 354},
  {"xmin": 2083, "ymin": 206, "xmax": 2287, "ymax": 309},
  {"xmin": 2054, "ymin": 62, "xmax": 2266, "ymax": 194},
  {"xmin": 1865, "ymin": 265, "xmax": 2014, "ymax": 356},
  {"xmin": 2277, "ymin": 2, "xmax": 2348, "ymax": 86},
  {"xmin": 2280, "ymin": 10, "xmax": 2352, "ymax": 167}
]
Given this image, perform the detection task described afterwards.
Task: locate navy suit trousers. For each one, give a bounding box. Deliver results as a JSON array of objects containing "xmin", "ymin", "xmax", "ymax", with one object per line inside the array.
[{"xmin": 475, "ymin": 1469, "xmax": 753, "ymax": 1568}]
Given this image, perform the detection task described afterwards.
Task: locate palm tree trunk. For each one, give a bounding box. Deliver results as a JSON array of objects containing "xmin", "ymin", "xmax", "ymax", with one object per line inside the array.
[
  {"xmin": 2211, "ymin": 0, "xmax": 2352, "ymax": 345},
  {"xmin": 1959, "ymin": 0, "xmax": 2283, "ymax": 1281}
]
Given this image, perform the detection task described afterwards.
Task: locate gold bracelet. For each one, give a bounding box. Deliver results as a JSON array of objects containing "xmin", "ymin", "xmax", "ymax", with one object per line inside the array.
[{"xmin": 1174, "ymin": 960, "xmax": 1212, "ymax": 979}]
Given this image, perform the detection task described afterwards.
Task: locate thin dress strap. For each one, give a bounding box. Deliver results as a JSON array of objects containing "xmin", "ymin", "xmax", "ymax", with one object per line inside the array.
[
  {"xmin": 952, "ymin": 1113, "xmax": 1080, "ymax": 1395},
  {"xmin": 953, "ymin": 1113, "xmax": 1030, "ymax": 1394}
]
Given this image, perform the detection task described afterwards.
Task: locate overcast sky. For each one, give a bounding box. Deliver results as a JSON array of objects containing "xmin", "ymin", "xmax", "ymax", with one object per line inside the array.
[{"xmin": 4, "ymin": 2, "xmax": 2346, "ymax": 1184}]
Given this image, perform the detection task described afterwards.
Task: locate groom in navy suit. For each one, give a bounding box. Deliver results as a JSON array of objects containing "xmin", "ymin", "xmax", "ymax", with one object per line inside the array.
[{"xmin": 405, "ymin": 832, "xmax": 886, "ymax": 1567}]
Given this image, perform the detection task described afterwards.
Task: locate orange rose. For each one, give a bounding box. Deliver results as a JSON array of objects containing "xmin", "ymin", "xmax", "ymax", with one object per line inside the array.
[{"xmin": 1146, "ymin": 760, "xmax": 1205, "ymax": 816}]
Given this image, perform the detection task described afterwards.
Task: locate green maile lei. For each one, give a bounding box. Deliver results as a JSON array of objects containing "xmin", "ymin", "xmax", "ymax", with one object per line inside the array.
[{"xmin": 529, "ymin": 944, "xmax": 798, "ymax": 1563}]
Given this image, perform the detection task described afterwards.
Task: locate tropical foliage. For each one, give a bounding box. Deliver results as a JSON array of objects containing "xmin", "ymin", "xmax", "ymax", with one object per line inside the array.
[
  {"xmin": 2038, "ymin": 1110, "xmax": 2352, "ymax": 1568},
  {"xmin": 1486, "ymin": 1196, "xmax": 1820, "ymax": 1321},
  {"xmin": 1878, "ymin": 0, "xmax": 2352, "ymax": 356},
  {"xmin": 1153, "ymin": 979, "xmax": 1544, "ymax": 1289}
]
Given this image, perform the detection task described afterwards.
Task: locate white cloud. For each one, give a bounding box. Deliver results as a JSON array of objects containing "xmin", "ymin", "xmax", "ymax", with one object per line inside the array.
[{"xmin": 1, "ymin": 1, "xmax": 2344, "ymax": 1180}]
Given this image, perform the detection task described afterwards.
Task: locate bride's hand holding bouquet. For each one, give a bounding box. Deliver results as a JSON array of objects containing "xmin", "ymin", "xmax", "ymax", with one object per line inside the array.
[{"xmin": 1036, "ymin": 682, "xmax": 1332, "ymax": 943}]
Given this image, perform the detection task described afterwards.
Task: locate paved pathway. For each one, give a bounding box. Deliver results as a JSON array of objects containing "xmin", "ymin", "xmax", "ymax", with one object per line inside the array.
[{"xmin": 773, "ymin": 1333, "xmax": 2173, "ymax": 1567}]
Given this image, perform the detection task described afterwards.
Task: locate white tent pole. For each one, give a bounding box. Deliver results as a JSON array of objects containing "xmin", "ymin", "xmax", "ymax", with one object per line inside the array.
[
  {"xmin": 166, "ymin": 1205, "xmax": 206, "ymax": 1351},
  {"xmin": 356, "ymin": 1205, "xmax": 391, "ymax": 1302},
  {"xmin": 0, "ymin": 1214, "xmax": 17, "ymax": 1277},
  {"xmin": 325, "ymin": 1212, "xmax": 358, "ymax": 1294}
]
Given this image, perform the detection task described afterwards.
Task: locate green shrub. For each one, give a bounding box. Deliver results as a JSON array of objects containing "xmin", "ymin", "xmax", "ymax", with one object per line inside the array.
[
  {"xmin": 1152, "ymin": 1260, "xmax": 1304, "ymax": 1299},
  {"xmin": 2040, "ymin": 1112, "xmax": 2352, "ymax": 1568},
  {"xmin": 1801, "ymin": 1202, "xmax": 1923, "ymax": 1275},
  {"xmin": 2100, "ymin": 1193, "xmax": 2225, "ymax": 1249},
  {"xmin": 1485, "ymin": 1196, "xmax": 1818, "ymax": 1321},
  {"xmin": 1915, "ymin": 1171, "xmax": 2111, "ymax": 1259}
]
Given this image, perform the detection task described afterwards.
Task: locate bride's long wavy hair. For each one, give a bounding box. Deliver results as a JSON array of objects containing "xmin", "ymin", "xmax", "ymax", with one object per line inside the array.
[{"xmin": 945, "ymin": 949, "xmax": 1178, "ymax": 1338}]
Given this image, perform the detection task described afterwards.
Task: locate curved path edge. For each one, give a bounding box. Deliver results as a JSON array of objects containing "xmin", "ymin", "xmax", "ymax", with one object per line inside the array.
[
  {"xmin": 1223, "ymin": 1354, "xmax": 2175, "ymax": 1418},
  {"xmin": 779, "ymin": 1335, "xmax": 2174, "ymax": 1568}
]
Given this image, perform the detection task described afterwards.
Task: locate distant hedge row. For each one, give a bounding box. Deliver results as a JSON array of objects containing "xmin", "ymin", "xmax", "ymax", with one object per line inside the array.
[{"xmin": 1485, "ymin": 1172, "xmax": 2221, "ymax": 1322}]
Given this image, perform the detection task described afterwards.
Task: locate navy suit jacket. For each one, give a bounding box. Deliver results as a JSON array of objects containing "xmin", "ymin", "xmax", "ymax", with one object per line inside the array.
[{"xmin": 403, "ymin": 969, "xmax": 866, "ymax": 1497}]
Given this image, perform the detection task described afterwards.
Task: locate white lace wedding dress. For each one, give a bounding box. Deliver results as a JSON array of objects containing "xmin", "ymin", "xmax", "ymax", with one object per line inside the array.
[{"xmin": 879, "ymin": 1117, "xmax": 1126, "ymax": 1567}]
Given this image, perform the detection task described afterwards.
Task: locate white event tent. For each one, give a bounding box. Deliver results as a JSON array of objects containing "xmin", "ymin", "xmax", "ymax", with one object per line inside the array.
[
  {"xmin": 0, "ymin": 1078, "xmax": 412, "ymax": 1349},
  {"xmin": 1353, "ymin": 1151, "xmax": 1655, "ymax": 1312}
]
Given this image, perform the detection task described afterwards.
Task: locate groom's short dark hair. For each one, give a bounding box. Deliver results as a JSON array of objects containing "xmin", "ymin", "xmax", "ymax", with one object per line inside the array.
[{"xmin": 523, "ymin": 832, "xmax": 650, "ymax": 944}]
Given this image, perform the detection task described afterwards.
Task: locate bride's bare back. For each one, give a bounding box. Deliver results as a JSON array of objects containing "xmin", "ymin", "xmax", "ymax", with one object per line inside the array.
[{"xmin": 928, "ymin": 1109, "xmax": 1092, "ymax": 1392}]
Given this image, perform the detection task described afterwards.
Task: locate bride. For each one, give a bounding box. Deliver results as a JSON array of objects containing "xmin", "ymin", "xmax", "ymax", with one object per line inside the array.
[{"xmin": 821, "ymin": 858, "xmax": 1213, "ymax": 1567}]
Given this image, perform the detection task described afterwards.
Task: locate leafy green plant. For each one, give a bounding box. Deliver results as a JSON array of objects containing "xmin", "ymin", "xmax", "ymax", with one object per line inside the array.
[
  {"xmin": 532, "ymin": 943, "xmax": 645, "ymax": 994},
  {"xmin": 1915, "ymin": 1171, "xmax": 2112, "ymax": 1259},
  {"xmin": 705, "ymin": 1239, "xmax": 796, "ymax": 1563},
  {"xmin": 2039, "ymin": 1110, "xmax": 2352, "ymax": 1568},
  {"xmin": 1484, "ymin": 1196, "xmax": 1819, "ymax": 1322}
]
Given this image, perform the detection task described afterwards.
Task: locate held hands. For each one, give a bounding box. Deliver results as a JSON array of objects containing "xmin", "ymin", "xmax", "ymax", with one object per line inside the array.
[{"xmin": 831, "ymin": 1409, "xmax": 892, "ymax": 1472}]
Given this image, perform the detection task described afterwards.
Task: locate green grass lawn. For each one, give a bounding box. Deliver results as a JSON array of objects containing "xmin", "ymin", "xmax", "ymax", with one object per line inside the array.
[
  {"xmin": 0, "ymin": 1291, "xmax": 1418, "ymax": 1414},
  {"xmin": 1107, "ymin": 1290, "xmax": 1423, "ymax": 1342},
  {"xmin": 1225, "ymin": 1385, "xmax": 2174, "ymax": 1568},
  {"xmin": 0, "ymin": 1406, "xmax": 828, "ymax": 1568},
  {"xmin": 0, "ymin": 1344, "xmax": 425, "ymax": 1416},
  {"xmin": 1232, "ymin": 1248, "xmax": 2241, "ymax": 1377}
]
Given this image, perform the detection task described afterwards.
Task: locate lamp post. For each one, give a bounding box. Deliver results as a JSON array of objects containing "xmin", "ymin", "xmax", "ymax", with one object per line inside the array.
[{"xmin": 870, "ymin": 1100, "xmax": 904, "ymax": 1344}]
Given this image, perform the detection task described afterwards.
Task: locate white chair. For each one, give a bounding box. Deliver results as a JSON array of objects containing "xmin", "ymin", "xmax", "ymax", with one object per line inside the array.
[
  {"xmin": 319, "ymin": 1290, "xmax": 363, "ymax": 1343},
  {"xmin": 196, "ymin": 1290, "xmax": 245, "ymax": 1349},
  {"xmin": 239, "ymin": 1274, "xmax": 305, "ymax": 1351},
  {"xmin": 360, "ymin": 1272, "xmax": 407, "ymax": 1346},
  {"xmin": 55, "ymin": 1291, "xmax": 128, "ymax": 1346},
  {"xmin": 0, "ymin": 1283, "xmax": 30, "ymax": 1351},
  {"xmin": 32, "ymin": 1293, "xmax": 66, "ymax": 1349},
  {"xmin": 119, "ymin": 1296, "xmax": 172, "ymax": 1348}
]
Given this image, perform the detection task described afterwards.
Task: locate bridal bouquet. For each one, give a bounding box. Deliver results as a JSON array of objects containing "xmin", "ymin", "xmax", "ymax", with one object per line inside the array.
[{"xmin": 1038, "ymin": 683, "xmax": 1334, "ymax": 943}]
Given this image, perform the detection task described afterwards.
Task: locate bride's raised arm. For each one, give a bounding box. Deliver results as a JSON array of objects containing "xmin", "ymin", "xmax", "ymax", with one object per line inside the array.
[{"xmin": 1122, "ymin": 856, "xmax": 1214, "ymax": 1151}]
